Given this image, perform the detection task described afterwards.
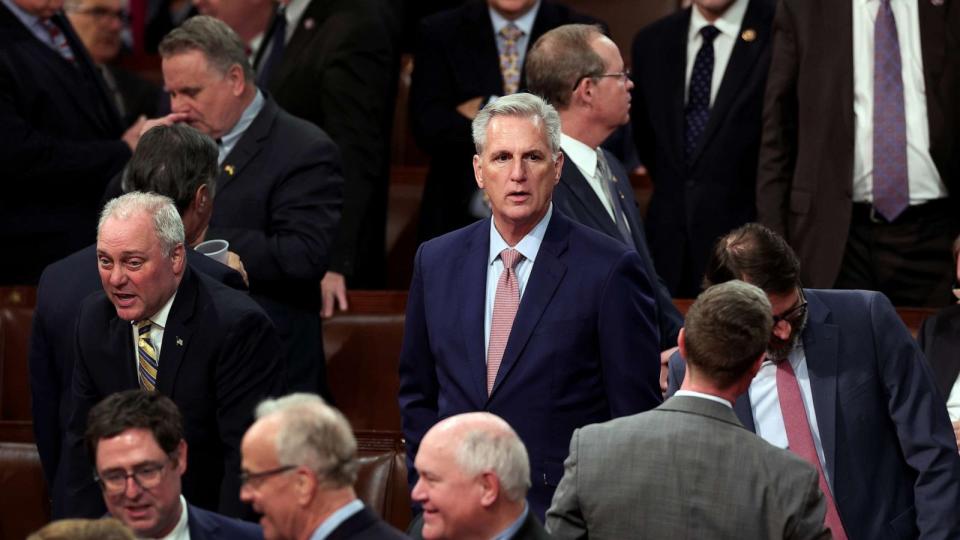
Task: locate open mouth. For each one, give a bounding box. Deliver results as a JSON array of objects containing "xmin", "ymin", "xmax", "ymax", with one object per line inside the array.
[
  {"xmin": 113, "ymin": 292, "xmax": 138, "ymax": 307},
  {"xmin": 507, "ymin": 191, "xmax": 530, "ymax": 202}
]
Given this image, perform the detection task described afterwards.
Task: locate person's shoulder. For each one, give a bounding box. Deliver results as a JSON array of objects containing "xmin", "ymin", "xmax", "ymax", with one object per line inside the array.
[
  {"xmin": 187, "ymin": 504, "xmax": 262, "ymax": 539},
  {"xmin": 562, "ymin": 214, "xmax": 635, "ymax": 260},
  {"xmin": 420, "ymin": 0, "xmax": 480, "ymax": 34},
  {"xmin": 419, "ymin": 219, "xmax": 487, "ymax": 258},
  {"xmin": 193, "ymin": 270, "xmax": 269, "ymax": 322},
  {"xmin": 271, "ymin": 101, "xmax": 337, "ymax": 150},
  {"xmin": 634, "ymin": 5, "xmax": 688, "ymax": 48}
]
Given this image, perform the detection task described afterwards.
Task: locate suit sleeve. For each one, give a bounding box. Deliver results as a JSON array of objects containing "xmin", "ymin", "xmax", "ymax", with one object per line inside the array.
[
  {"xmin": 599, "ymin": 250, "xmax": 663, "ymax": 416},
  {"xmin": 756, "ymin": 0, "xmax": 799, "ymax": 236},
  {"xmin": 665, "ymin": 350, "xmax": 686, "ymax": 398},
  {"xmin": 213, "ymin": 309, "xmax": 286, "ymax": 516},
  {"xmin": 871, "ymin": 293, "xmax": 960, "ymax": 537},
  {"xmin": 784, "ymin": 465, "xmax": 830, "ymax": 540},
  {"xmin": 544, "ymin": 428, "xmax": 587, "ymax": 539},
  {"xmin": 29, "ymin": 270, "xmax": 61, "ymax": 486},
  {"xmin": 397, "ymin": 245, "xmax": 439, "ymax": 491},
  {"xmin": 208, "ymin": 134, "xmax": 343, "ymax": 283}
]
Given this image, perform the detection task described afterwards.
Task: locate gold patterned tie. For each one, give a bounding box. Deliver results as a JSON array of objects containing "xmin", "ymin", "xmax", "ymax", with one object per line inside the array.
[
  {"xmin": 498, "ymin": 23, "xmax": 524, "ymax": 95},
  {"xmin": 136, "ymin": 320, "xmax": 159, "ymax": 392}
]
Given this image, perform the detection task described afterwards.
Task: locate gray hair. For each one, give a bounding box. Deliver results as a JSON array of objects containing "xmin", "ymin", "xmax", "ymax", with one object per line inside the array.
[
  {"xmin": 471, "ymin": 93, "xmax": 562, "ymax": 159},
  {"xmin": 158, "ymin": 15, "xmax": 254, "ymax": 82},
  {"xmin": 526, "ymin": 24, "xmax": 607, "ymax": 109},
  {"xmin": 255, "ymin": 393, "xmax": 358, "ymax": 488},
  {"xmin": 98, "ymin": 192, "xmax": 185, "ymax": 257},
  {"xmin": 683, "ymin": 280, "xmax": 773, "ymax": 388},
  {"xmin": 454, "ymin": 421, "xmax": 531, "ymax": 502}
]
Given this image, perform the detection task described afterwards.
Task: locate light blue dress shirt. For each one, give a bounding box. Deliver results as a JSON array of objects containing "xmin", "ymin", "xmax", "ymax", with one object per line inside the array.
[
  {"xmin": 1, "ymin": 0, "xmax": 58, "ymax": 50},
  {"xmin": 308, "ymin": 499, "xmax": 364, "ymax": 540},
  {"xmin": 217, "ymin": 89, "xmax": 265, "ymax": 165},
  {"xmin": 492, "ymin": 502, "xmax": 530, "ymax": 540}
]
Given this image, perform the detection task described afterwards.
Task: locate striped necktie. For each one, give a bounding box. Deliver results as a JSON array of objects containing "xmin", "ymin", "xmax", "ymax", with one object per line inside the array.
[
  {"xmin": 40, "ymin": 18, "xmax": 75, "ymax": 63},
  {"xmin": 136, "ymin": 320, "xmax": 159, "ymax": 392},
  {"xmin": 487, "ymin": 248, "xmax": 523, "ymax": 395}
]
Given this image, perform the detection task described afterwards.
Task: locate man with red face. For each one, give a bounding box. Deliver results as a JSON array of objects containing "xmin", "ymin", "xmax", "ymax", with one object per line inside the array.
[
  {"xmin": 87, "ymin": 390, "xmax": 261, "ymax": 539},
  {"xmin": 399, "ymin": 93, "xmax": 661, "ymax": 520},
  {"xmin": 60, "ymin": 191, "xmax": 284, "ymax": 520}
]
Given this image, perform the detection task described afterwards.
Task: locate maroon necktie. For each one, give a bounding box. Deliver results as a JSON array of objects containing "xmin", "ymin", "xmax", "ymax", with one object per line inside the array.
[
  {"xmin": 872, "ymin": 0, "xmax": 909, "ymax": 221},
  {"xmin": 487, "ymin": 248, "xmax": 522, "ymax": 395},
  {"xmin": 777, "ymin": 361, "xmax": 848, "ymax": 539}
]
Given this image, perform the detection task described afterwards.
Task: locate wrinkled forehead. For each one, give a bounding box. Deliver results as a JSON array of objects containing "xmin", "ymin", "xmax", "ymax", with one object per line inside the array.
[{"xmin": 483, "ymin": 115, "xmax": 551, "ymax": 152}]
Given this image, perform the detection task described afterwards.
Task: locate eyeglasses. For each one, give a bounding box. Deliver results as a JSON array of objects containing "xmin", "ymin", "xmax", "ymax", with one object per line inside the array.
[
  {"xmin": 69, "ymin": 6, "xmax": 130, "ymax": 23},
  {"xmin": 95, "ymin": 461, "xmax": 168, "ymax": 494},
  {"xmin": 239, "ymin": 465, "xmax": 297, "ymax": 487},
  {"xmin": 772, "ymin": 287, "xmax": 807, "ymax": 326},
  {"xmin": 571, "ymin": 69, "xmax": 632, "ymax": 91}
]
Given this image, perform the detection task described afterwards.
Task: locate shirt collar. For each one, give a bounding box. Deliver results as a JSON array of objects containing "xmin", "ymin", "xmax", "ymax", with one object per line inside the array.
[
  {"xmin": 488, "ymin": 204, "xmax": 553, "ymax": 266},
  {"xmin": 688, "ymin": 0, "xmax": 748, "ymax": 43},
  {"xmin": 674, "ymin": 390, "xmax": 735, "ymax": 409},
  {"xmin": 134, "ymin": 290, "xmax": 176, "ymax": 331},
  {"xmin": 152, "ymin": 495, "xmax": 189, "ymax": 540},
  {"xmin": 2, "ymin": 0, "xmax": 42, "ymax": 28},
  {"xmin": 492, "ymin": 502, "xmax": 530, "ymax": 540},
  {"xmin": 488, "ymin": 0, "xmax": 540, "ymax": 37},
  {"xmin": 219, "ymin": 89, "xmax": 265, "ymax": 163},
  {"xmin": 308, "ymin": 499, "xmax": 364, "ymax": 540},
  {"xmin": 560, "ymin": 133, "xmax": 599, "ymax": 177},
  {"xmin": 284, "ymin": 0, "xmax": 311, "ymax": 41}
]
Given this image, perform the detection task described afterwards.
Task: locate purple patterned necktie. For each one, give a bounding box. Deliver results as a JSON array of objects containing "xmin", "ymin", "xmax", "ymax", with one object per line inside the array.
[
  {"xmin": 684, "ymin": 25, "xmax": 720, "ymax": 165},
  {"xmin": 872, "ymin": 0, "xmax": 909, "ymax": 221}
]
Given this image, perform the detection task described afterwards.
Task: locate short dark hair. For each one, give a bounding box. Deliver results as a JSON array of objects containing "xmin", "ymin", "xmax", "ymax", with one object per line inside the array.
[
  {"xmin": 86, "ymin": 391, "xmax": 183, "ymax": 460},
  {"xmin": 121, "ymin": 124, "xmax": 218, "ymax": 213},
  {"xmin": 703, "ymin": 223, "xmax": 801, "ymax": 294},
  {"xmin": 683, "ymin": 280, "xmax": 773, "ymax": 388},
  {"xmin": 526, "ymin": 24, "xmax": 606, "ymax": 109}
]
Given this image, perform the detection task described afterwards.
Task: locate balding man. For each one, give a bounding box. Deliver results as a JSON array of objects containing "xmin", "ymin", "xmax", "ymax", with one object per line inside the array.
[
  {"xmin": 411, "ymin": 412, "xmax": 549, "ymax": 540},
  {"xmin": 240, "ymin": 393, "xmax": 406, "ymax": 540}
]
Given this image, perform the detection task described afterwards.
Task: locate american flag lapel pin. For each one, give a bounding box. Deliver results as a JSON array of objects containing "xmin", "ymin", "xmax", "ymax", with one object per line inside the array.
[{"xmin": 224, "ymin": 164, "xmax": 235, "ymax": 176}]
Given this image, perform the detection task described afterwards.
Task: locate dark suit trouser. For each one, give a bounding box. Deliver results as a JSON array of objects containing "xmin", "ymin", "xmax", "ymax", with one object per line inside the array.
[{"xmin": 836, "ymin": 199, "xmax": 958, "ymax": 307}]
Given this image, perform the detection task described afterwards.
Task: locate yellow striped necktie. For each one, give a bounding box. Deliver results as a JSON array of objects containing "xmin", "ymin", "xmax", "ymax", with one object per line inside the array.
[{"xmin": 136, "ymin": 320, "xmax": 159, "ymax": 392}]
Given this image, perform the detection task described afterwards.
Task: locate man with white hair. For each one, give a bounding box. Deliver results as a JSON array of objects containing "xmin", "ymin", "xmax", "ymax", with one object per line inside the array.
[
  {"xmin": 240, "ymin": 393, "xmax": 407, "ymax": 540},
  {"xmin": 410, "ymin": 412, "xmax": 550, "ymax": 540},
  {"xmin": 60, "ymin": 192, "xmax": 285, "ymax": 519}
]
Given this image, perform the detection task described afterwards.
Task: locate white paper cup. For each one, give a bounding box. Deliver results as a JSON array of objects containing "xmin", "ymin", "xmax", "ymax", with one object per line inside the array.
[{"xmin": 195, "ymin": 239, "xmax": 229, "ymax": 264}]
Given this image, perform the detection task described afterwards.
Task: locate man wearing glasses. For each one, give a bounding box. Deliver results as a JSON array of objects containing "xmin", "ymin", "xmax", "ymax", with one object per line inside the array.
[
  {"xmin": 667, "ymin": 223, "xmax": 960, "ymax": 539},
  {"xmin": 86, "ymin": 390, "xmax": 261, "ymax": 539}
]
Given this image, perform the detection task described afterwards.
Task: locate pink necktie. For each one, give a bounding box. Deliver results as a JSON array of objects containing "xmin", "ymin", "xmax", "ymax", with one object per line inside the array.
[
  {"xmin": 487, "ymin": 248, "xmax": 523, "ymax": 395},
  {"xmin": 777, "ymin": 361, "xmax": 848, "ymax": 539}
]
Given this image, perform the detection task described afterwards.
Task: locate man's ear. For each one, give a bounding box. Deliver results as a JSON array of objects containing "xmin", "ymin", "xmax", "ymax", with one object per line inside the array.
[
  {"xmin": 477, "ymin": 472, "xmax": 500, "ymax": 508},
  {"xmin": 295, "ymin": 467, "xmax": 319, "ymax": 506},
  {"xmin": 473, "ymin": 154, "xmax": 484, "ymax": 189},
  {"xmin": 677, "ymin": 327, "xmax": 687, "ymax": 359},
  {"xmin": 174, "ymin": 440, "xmax": 188, "ymax": 475},
  {"xmin": 229, "ymin": 64, "xmax": 246, "ymax": 96},
  {"xmin": 170, "ymin": 243, "xmax": 186, "ymax": 276}
]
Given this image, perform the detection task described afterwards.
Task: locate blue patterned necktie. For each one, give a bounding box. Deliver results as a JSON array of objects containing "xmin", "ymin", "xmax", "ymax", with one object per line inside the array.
[
  {"xmin": 684, "ymin": 25, "xmax": 720, "ymax": 165},
  {"xmin": 872, "ymin": 0, "xmax": 908, "ymax": 221}
]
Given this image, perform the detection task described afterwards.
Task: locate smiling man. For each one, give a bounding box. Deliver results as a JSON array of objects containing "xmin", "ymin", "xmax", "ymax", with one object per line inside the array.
[
  {"xmin": 61, "ymin": 191, "xmax": 284, "ymax": 520},
  {"xmin": 399, "ymin": 92, "xmax": 661, "ymax": 519},
  {"xmin": 87, "ymin": 390, "xmax": 261, "ymax": 539}
]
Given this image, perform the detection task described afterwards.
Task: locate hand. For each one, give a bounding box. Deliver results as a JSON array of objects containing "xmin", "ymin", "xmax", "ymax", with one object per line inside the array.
[
  {"xmin": 320, "ymin": 272, "xmax": 349, "ymax": 319},
  {"xmin": 456, "ymin": 97, "xmax": 485, "ymax": 120},
  {"xmin": 225, "ymin": 251, "xmax": 249, "ymax": 287},
  {"xmin": 660, "ymin": 346, "xmax": 678, "ymax": 396},
  {"xmin": 121, "ymin": 115, "xmax": 148, "ymax": 151},
  {"xmin": 138, "ymin": 112, "xmax": 191, "ymax": 136}
]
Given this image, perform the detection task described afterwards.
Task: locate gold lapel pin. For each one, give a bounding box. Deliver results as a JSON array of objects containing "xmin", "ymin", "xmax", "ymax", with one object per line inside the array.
[
  {"xmin": 176, "ymin": 337, "xmax": 184, "ymax": 346},
  {"xmin": 224, "ymin": 164, "xmax": 235, "ymax": 176},
  {"xmin": 741, "ymin": 28, "xmax": 757, "ymax": 42}
]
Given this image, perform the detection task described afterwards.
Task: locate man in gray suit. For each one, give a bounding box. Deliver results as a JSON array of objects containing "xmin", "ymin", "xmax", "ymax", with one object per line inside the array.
[{"xmin": 546, "ymin": 280, "xmax": 829, "ymax": 539}]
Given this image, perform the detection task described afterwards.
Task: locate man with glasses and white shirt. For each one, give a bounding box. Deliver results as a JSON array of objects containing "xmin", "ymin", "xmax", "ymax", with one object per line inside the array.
[
  {"xmin": 667, "ymin": 223, "xmax": 960, "ymax": 539},
  {"xmin": 87, "ymin": 390, "xmax": 261, "ymax": 539}
]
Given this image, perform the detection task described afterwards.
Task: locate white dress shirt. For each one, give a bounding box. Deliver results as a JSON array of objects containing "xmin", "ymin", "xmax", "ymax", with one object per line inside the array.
[
  {"xmin": 851, "ymin": 0, "xmax": 946, "ymax": 204},
  {"xmin": 153, "ymin": 495, "xmax": 190, "ymax": 540},
  {"xmin": 130, "ymin": 292, "xmax": 177, "ymax": 373},
  {"xmin": 560, "ymin": 133, "xmax": 616, "ymax": 220},
  {"xmin": 684, "ymin": 0, "xmax": 749, "ymax": 105},
  {"xmin": 947, "ymin": 375, "xmax": 960, "ymax": 422},
  {"xmin": 675, "ymin": 389, "xmax": 735, "ymax": 409},
  {"xmin": 484, "ymin": 205, "xmax": 552, "ymax": 360}
]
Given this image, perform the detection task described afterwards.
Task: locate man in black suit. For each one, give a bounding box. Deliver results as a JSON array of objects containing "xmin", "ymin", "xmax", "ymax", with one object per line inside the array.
[
  {"xmin": 757, "ymin": 0, "xmax": 960, "ymax": 306},
  {"xmin": 526, "ymin": 23, "xmax": 683, "ymax": 360},
  {"xmin": 61, "ymin": 192, "xmax": 284, "ymax": 519},
  {"xmin": 31, "ymin": 124, "xmax": 246, "ymax": 505},
  {"xmin": 240, "ymin": 393, "xmax": 407, "ymax": 540},
  {"xmin": 409, "ymin": 0, "xmax": 598, "ymax": 242},
  {"xmin": 156, "ymin": 15, "xmax": 343, "ymax": 397},
  {"xmin": 410, "ymin": 412, "xmax": 550, "ymax": 540},
  {"xmin": 0, "ymin": 0, "xmax": 148, "ymax": 284},
  {"xmin": 632, "ymin": 0, "xmax": 774, "ymax": 298}
]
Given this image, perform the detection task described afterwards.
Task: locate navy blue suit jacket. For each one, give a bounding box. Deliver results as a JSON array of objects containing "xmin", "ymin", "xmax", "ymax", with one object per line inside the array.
[
  {"xmin": 399, "ymin": 211, "xmax": 662, "ymax": 519},
  {"xmin": 29, "ymin": 245, "xmax": 244, "ymax": 493},
  {"xmin": 187, "ymin": 503, "xmax": 263, "ymax": 539},
  {"xmin": 325, "ymin": 506, "xmax": 407, "ymax": 540},
  {"xmin": 667, "ymin": 289, "xmax": 960, "ymax": 539},
  {"xmin": 552, "ymin": 147, "xmax": 682, "ymax": 350},
  {"xmin": 918, "ymin": 304, "xmax": 960, "ymax": 401}
]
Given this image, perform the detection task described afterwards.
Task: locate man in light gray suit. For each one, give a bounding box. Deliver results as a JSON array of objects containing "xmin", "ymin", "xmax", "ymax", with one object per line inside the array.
[{"xmin": 546, "ymin": 280, "xmax": 830, "ymax": 539}]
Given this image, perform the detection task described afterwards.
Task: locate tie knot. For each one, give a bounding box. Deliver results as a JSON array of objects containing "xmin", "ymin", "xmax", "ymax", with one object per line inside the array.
[
  {"xmin": 499, "ymin": 23, "xmax": 524, "ymax": 42},
  {"xmin": 136, "ymin": 320, "xmax": 152, "ymax": 335},
  {"xmin": 500, "ymin": 248, "xmax": 523, "ymax": 270},
  {"xmin": 700, "ymin": 25, "xmax": 720, "ymax": 43}
]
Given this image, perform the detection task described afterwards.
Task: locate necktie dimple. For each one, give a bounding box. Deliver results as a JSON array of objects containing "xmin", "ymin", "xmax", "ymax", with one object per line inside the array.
[
  {"xmin": 498, "ymin": 23, "xmax": 524, "ymax": 95},
  {"xmin": 872, "ymin": 0, "xmax": 909, "ymax": 221},
  {"xmin": 776, "ymin": 361, "xmax": 848, "ymax": 539},
  {"xmin": 487, "ymin": 248, "xmax": 523, "ymax": 395},
  {"xmin": 684, "ymin": 25, "xmax": 720, "ymax": 165},
  {"xmin": 137, "ymin": 320, "xmax": 159, "ymax": 392},
  {"xmin": 595, "ymin": 149, "xmax": 632, "ymax": 245},
  {"xmin": 40, "ymin": 18, "xmax": 75, "ymax": 63},
  {"xmin": 256, "ymin": 4, "xmax": 288, "ymax": 88}
]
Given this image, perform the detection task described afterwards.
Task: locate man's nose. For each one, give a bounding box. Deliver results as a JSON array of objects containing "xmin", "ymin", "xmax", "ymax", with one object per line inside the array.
[
  {"xmin": 109, "ymin": 265, "xmax": 127, "ymax": 286},
  {"xmin": 772, "ymin": 319, "xmax": 792, "ymax": 341},
  {"xmin": 411, "ymin": 477, "xmax": 427, "ymax": 502}
]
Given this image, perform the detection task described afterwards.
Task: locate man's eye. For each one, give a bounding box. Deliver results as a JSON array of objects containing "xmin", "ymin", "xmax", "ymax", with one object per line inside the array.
[
  {"xmin": 494, "ymin": 154, "xmax": 510, "ymax": 162},
  {"xmin": 98, "ymin": 258, "xmax": 112, "ymax": 267},
  {"xmin": 126, "ymin": 260, "xmax": 143, "ymax": 269}
]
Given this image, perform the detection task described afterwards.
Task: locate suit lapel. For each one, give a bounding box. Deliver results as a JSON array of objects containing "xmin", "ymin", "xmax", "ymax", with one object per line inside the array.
[
  {"xmin": 559, "ymin": 160, "xmax": 621, "ymax": 239},
  {"xmin": 273, "ymin": 0, "xmax": 328, "ymax": 86},
  {"xmin": 56, "ymin": 14, "xmax": 123, "ymax": 134},
  {"xmin": 669, "ymin": 10, "xmax": 692, "ymax": 170},
  {"xmin": 917, "ymin": 0, "xmax": 946, "ymax": 148},
  {"xmin": 466, "ymin": 2, "xmax": 504, "ymax": 94},
  {"xmin": 217, "ymin": 98, "xmax": 276, "ymax": 191},
  {"xmin": 801, "ymin": 291, "xmax": 840, "ymax": 483},
  {"xmin": 156, "ymin": 269, "xmax": 198, "ymax": 395},
  {"xmin": 489, "ymin": 213, "xmax": 569, "ymax": 398},
  {"xmin": 931, "ymin": 310, "xmax": 960, "ymax": 399},
  {"xmin": 459, "ymin": 222, "xmax": 494, "ymax": 404},
  {"xmin": 107, "ymin": 314, "xmax": 139, "ymax": 386},
  {"xmin": 733, "ymin": 393, "xmax": 756, "ymax": 431}
]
